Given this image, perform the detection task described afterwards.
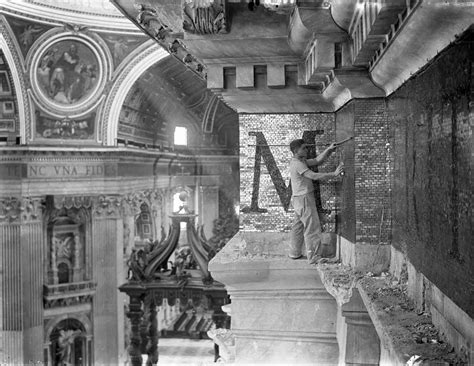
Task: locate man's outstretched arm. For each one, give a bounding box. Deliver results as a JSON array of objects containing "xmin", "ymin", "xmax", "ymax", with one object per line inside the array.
[
  {"xmin": 306, "ymin": 143, "xmax": 337, "ymax": 167},
  {"xmin": 303, "ymin": 162, "xmax": 344, "ymax": 180}
]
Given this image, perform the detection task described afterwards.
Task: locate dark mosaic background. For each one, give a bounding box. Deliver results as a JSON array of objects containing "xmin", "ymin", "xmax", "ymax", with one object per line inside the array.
[{"xmin": 388, "ymin": 30, "xmax": 473, "ymax": 317}]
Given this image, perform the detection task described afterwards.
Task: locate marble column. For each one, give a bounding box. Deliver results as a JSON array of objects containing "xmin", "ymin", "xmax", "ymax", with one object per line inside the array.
[
  {"xmin": 0, "ymin": 197, "xmax": 44, "ymax": 364},
  {"xmin": 199, "ymin": 186, "xmax": 219, "ymax": 240}
]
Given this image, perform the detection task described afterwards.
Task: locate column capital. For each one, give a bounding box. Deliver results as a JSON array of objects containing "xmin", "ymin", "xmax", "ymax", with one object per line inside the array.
[
  {"xmin": 92, "ymin": 195, "xmax": 122, "ymax": 219},
  {"xmin": 0, "ymin": 196, "xmax": 43, "ymax": 224}
]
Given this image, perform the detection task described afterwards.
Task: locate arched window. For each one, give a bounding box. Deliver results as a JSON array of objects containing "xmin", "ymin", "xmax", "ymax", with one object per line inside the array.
[{"xmin": 174, "ymin": 126, "xmax": 187, "ymax": 146}]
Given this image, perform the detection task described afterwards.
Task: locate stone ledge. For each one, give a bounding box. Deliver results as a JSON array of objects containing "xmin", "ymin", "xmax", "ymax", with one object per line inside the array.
[
  {"xmin": 209, "ymin": 231, "xmax": 289, "ymax": 265},
  {"xmin": 315, "ymin": 262, "xmax": 363, "ymax": 306},
  {"xmin": 314, "ymin": 262, "xmax": 468, "ymax": 365},
  {"xmin": 357, "ymin": 277, "xmax": 466, "ymax": 365}
]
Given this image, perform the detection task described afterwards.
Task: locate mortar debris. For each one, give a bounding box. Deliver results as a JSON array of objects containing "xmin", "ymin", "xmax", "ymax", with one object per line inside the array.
[{"xmin": 317, "ymin": 264, "xmax": 468, "ymax": 365}]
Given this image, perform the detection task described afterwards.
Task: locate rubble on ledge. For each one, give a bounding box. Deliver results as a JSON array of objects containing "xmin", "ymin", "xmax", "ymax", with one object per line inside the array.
[{"xmin": 315, "ymin": 263, "xmax": 468, "ymax": 365}]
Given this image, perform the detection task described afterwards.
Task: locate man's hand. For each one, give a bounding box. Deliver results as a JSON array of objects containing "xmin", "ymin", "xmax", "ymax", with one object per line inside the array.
[
  {"xmin": 334, "ymin": 162, "xmax": 344, "ymax": 177},
  {"xmin": 327, "ymin": 142, "xmax": 337, "ymax": 152}
]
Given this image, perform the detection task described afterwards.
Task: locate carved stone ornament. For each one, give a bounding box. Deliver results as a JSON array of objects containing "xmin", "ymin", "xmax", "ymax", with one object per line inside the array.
[
  {"xmin": 93, "ymin": 195, "xmax": 122, "ymax": 217},
  {"xmin": 207, "ymin": 328, "xmax": 235, "ymax": 363},
  {"xmin": 122, "ymin": 191, "xmax": 148, "ymax": 216},
  {"xmin": 0, "ymin": 197, "xmax": 43, "ymax": 223},
  {"xmin": 134, "ymin": 3, "xmax": 171, "ymax": 40},
  {"xmin": 183, "ymin": 0, "xmax": 227, "ymax": 34},
  {"xmin": 122, "ymin": 189, "xmax": 165, "ymax": 216}
]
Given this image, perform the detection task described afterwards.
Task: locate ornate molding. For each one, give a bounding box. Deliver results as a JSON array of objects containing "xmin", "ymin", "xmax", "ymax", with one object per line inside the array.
[
  {"xmin": 0, "ymin": 16, "xmax": 32, "ymax": 143},
  {"xmin": 0, "ymin": 197, "xmax": 43, "ymax": 223},
  {"xmin": 202, "ymin": 93, "xmax": 219, "ymax": 133},
  {"xmin": 52, "ymin": 196, "xmax": 93, "ymax": 210},
  {"xmin": 0, "ymin": 2, "xmax": 139, "ymax": 33},
  {"xmin": 100, "ymin": 40, "xmax": 167, "ymax": 146}
]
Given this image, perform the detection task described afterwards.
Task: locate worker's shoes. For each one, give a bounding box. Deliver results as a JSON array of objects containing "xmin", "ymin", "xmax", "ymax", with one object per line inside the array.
[
  {"xmin": 309, "ymin": 255, "xmax": 339, "ymax": 265},
  {"xmin": 288, "ymin": 254, "xmax": 303, "ymax": 260}
]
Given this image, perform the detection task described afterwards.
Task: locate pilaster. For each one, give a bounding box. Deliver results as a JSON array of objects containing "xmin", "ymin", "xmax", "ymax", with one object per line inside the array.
[
  {"xmin": 91, "ymin": 195, "xmax": 124, "ymax": 365},
  {"xmin": 0, "ymin": 197, "xmax": 44, "ymax": 364},
  {"xmin": 336, "ymin": 99, "xmax": 392, "ymax": 272}
]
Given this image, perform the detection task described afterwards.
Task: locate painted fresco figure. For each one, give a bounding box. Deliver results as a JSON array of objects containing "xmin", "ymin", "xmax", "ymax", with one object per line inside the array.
[
  {"xmin": 49, "ymin": 44, "xmax": 83, "ymax": 103},
  {"xmin": 37, "ymin": 48, "xmax": 57, "ymax": 95},
  {"xmin": 288, "ymin": 139, "xmax": 343, "ymax": 264}
]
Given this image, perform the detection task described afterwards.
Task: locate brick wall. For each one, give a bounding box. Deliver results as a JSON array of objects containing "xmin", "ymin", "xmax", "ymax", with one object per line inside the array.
[
  {"xmin": 388, "ymin": 29, "xmax": 473, "ymax": 316},
  {"xmin": 353, "ymin": 99, "xmax": 392, "ymax": 245},
  {"xmin": 239, "ymin": 113, "xmax": 339, "ymax": 232},
  {"xmin": 335, "ymin": 99, "xmax": 392, "ymax": 246},
  {"xmin": 335, "ymin": 103, "xmax": 355, "ymax": 243}
]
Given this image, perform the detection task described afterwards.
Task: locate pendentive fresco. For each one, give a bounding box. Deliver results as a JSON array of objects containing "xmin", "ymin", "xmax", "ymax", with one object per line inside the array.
[{"xmin": 35, "ymin": 39, "xmax": 99, "ymax": 106}]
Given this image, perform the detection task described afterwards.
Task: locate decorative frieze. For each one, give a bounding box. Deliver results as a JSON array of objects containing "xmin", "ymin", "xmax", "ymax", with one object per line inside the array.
[
  {"xmin": 52, "ymin": 195, "xmax": 93, "ymax": 210},
  {"xmin": 0, "ymin": 188, "xmax": 168, "ymax": 224}
]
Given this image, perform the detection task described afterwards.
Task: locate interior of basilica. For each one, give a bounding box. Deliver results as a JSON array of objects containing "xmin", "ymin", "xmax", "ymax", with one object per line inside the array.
[{"xmin": 0, "ymin": 0, "xmax": 472, "ymax": 365}]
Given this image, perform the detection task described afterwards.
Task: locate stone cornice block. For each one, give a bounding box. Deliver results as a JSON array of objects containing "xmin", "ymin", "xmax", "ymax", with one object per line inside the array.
[
  {"xmin": 209, "ymin": 231, "xmax": 327, "ymax": 291},
  {"xmin": 236, "ymin": 65, "xmax": 254, "ymax": 89},
  {"xmin": 267, "ymin": 64, "xmax": 285, "ymax": 88}
]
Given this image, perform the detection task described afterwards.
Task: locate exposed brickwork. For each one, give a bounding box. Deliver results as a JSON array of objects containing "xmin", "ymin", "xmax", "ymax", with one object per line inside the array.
[
  {"xmin": 388, "ymin": 30, "xmax": 473, "ymax": 317},
  {"xmin": 335, "ymin": 99, "xmax": 392, "ymax": 246},
  {"xmin": 335, "ymin": 103, "xmax": 356, "ymax": 242},
  {"xmin": 239, "ymin": 113, "xmax": 338, "ymax": 232},
  {"xmin": 353, "ymin": 99, "xmax": 392, "ymax": 245}
]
